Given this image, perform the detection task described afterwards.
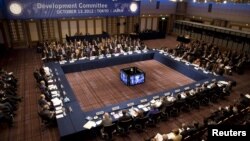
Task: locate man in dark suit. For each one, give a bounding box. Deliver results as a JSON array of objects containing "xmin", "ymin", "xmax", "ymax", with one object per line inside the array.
[
  {"xmin": 118, "ymin": 110, "xmax": 132, "ymax": 122},
  {"xmin": 33, "ymin": 69, "xmax": 43, "ymax": 83},
  {"xmin": 118, "ymin": 110, "xmax": 132, "ymax": 134}
]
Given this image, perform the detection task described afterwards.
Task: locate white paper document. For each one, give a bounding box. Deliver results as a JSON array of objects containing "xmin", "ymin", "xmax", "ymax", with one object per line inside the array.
[
  {"xmin": 55, "ymin": 109, "xmax": 63, "ymax": 114},
  {"xmin": 83, "ymin": 121, "xmax": 96, "ymax": 129},
  {"xmin": 56, "ymin": 114, "xmax": 64, "ymax": 119},
  {"xmin": 51, "ymin": 97, "xmax": 62, "ymax": 106},
  {"xmin": 96, "ymin": 120, "xmax": 102, "ymax": 125},
  {"xmin": 113, "ymin": 114, "xmax": 120, "ymax": 119}
]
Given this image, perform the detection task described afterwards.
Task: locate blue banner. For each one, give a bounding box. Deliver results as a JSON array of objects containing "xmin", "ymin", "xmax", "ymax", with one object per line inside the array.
[{"xmin": 3, "ymin": 0, "xmax": 140, "ymax": 19}]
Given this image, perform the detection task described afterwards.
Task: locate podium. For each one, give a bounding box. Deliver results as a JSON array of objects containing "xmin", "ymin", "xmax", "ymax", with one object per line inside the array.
[{"xmin": 120, "ymin": 67, "xmax": 145, "ymax": 86}]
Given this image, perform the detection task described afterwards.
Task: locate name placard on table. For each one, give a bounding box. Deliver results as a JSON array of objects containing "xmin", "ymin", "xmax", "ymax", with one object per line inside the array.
[
  {"xmin": 112, "ymin": 106, "xmax": 120, "ymax": 111},
  {"xmin": 153, "ymin": 95, "xmax": 159, "ymax": 99},
  {"xmin": 140, "ymin": 99, "xmax": 147, "ymax": 103},
  {"xmin": 195, "ymin": 83, "xmax": 201, "ymax": 86},
  {"xmin": 96, "ymin": 111, "xmax": 104, "ymax": 116},
  {"xmin": 175, "ymin": 89, "xmax": 180, "ymax": 93},
  {"xmin": 184, "ymin": 87, "xmax": 190, "ymax": 90},
  {"xmin": 164, "ymin": 92, "xmax": 171, "ymax": 96},
  {"xmin": 127, "ymin": 102, "xmax": 134, "ymax": 107}
]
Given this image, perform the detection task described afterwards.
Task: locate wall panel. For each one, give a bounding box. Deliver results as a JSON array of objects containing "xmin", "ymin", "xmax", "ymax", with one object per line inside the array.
[
  {"xmin": 28, "ymin": 22, "xmax": 39, "ymax": 41},
  {"xmin": 231, "ymin": 26, "xmax": 239, "ymax": 30},
  {"xmin": 146, "ymin": 18, "xmax": 152, "ymax": 30},
  {"xmin": 152, "ymin": 17, "xmax": 158, "ymax": 31},
  {"xmin": 87, "ymin": 20, "xmax": 94, "ymax": 35},
  {"xmin": 95, "ymin": 19, "xmax": 102, "ymax": 34},
  {"xmin": 70, "ymin": 21, "xmax": 77, "ymax": 36},
  {"xmin": 119, "ymin": 18, "xmax": 125, "ymax": 34},
  {"xmin": 242, "ymin": 27, "xmax": 250, "ymax": 32},
  {"xmin": 61, "ymin": 21, "xmax": 69, "ymax": 39},
  {"xmin": 127, "ymin": 17, "xmax": 133, "ymax": 33},
  {"xmin": 53, "ymin": 20, "xmax": 59, "ymax": 40},
  {"xmin": 102, "ymin": 18, "xmax": 107, "ymax": 32},
  {"xmin": 140, "ymin": 18, "xmax": 146, "ymax": 31},
  {"xmin": 107, "ymin": 17, "xmax": 112, "ymax": 34},
  {"xmin": 204, "ymin": 21, "xmax": 211, "ymax": 25},
  {"xmin": 79, "ymin": 20, "xmax": 86, "ymax": 35}
]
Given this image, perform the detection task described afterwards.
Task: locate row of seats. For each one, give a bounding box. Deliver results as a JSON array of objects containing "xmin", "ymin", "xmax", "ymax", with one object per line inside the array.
[
  {"xmin": 33, "ymin": 66, "xmax": 57, "ymax": 131},
  {"xmin": 161, "ymin": 39, "xmax": 249, "ymax": 76},
  {"xmin": 148, "ymin": 93, "xmax": 250, "ymax": 141},
  {"xmin": 37, "ymin": 35, "xmax": 148, "ymax": 62},
  {"xmin": 160, "ymin": 81, "xmax": 232, "ymax": 119},
  {"xmin": 100, "ymin": 113, "xmax": 160, "ymax": 140},
  {"xmin": 0, "ymin": 68, "xmax": 20, "ymax": 127},
  {"xmin": 98, "ymin": 81, "xmax": 234, "ymax": 140},
  {"xmin": 188, "ymin": 95, "xmax": 250, "ymax": 141}
]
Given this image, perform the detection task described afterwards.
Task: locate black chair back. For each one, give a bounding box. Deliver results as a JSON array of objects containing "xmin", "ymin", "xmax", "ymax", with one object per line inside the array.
[
  {"xmin": 38, "ymin": 111, "xmax": 56, "ymax": 131},
  {"xmin": 149, "ymin": 111, "xmax": 161, "ymax": 125},
  {"xmin": 135, "ymin": 116, "xmax": 148, "ymax": 129},
  {"xmin": 118, "ymin": 119, "xmax": 133, "ymax": 134},
  {"xmin": 189, "ymin": 128, "xmax": 207, "ymax": 141},
  {"xmin": 103, "ymin": 123, "xmax": 117, "ymax": 134},
  {"xmin": 103, "ymin": 123, "xmax": 117, "ymax": 140},
  {"xmin": 38, "ymin": 111, "xmax": 51, "ymax": 123},
  {"xmin": 174, "ymin": 99, "xmax": 185, "ymax": 111},
  {"xmin": 164, "ymin": 102, "xmax": 174, "ymax": 112}
]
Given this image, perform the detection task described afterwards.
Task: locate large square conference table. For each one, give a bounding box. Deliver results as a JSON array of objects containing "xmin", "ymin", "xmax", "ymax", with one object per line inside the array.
[{"xmin": 45, "ymin": 50, "xmax": 228, "ymax": 141}]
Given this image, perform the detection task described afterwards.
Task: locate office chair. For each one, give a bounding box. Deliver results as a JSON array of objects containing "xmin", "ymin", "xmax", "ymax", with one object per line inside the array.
[
  {"xmin": 209, "ymin": 92, "xmax": 220, "ymax": 103},
  {"xmin": 189, "ymin": 128, "xmax": 207, "ymax": 141},
  {"xmin": 101, "ymin": 123, "xmax": 117, "ymax": 141},
  {"xmin": 174, "ymin": 99, "xmax": 186, "ymax": 113},
  {"xmin": 134, "ymin": 116, "xmax": 149, "ymax": 132},
  {"xmin": 197, "ymin": 92, "xmax": 210, "ymax": 106},
  {"xmin": 38, "ymin": 111, "xmax": 56, "ymax": 131},
  {"xmin": 164, "ymin": 102, "xmax": 179, "ymax": 117},
  {"xmin": 160, "ymin": 110, "xmax": 169, "ymax": 121},
  {"xmin": 117, "ymin": 119, "xmax": 133, "ymax": 135},
  {"xmin": 186, "ymin": 95, "xmax": 200, "ymax": 109},
  {"xmin": 148, "ymin": 111, "xmax": 161, "ymax": 127}
]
